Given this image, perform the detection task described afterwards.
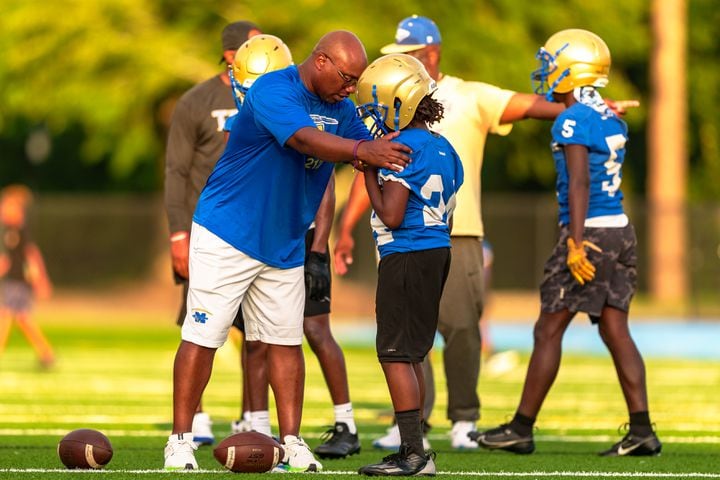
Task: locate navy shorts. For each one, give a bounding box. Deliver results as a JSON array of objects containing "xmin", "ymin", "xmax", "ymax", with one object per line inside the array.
[
  {"xmin": 540, "ymin": 224, "xmax": 637, "ymax": 323},
  {"xmin": 375, "ymin": 248, "xmax": 451, "ymax": 363}
]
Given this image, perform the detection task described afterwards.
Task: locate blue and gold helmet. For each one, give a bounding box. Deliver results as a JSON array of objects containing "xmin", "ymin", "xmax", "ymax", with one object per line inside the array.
[
  {"xmin": 355, "ymin": 54, "xmax": 436, "ymax": 138},
  {"xmin": 532, "ymin": 29, "xmax": 611, "ymax": 101},
  {"xmin": 229, "ymin": 34, "xmax": 293, "ymax": 106}
]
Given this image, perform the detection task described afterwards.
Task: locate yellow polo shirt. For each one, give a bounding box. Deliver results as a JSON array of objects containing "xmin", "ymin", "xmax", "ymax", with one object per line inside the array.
[{"xmin": 432, "ymin": 74, "xmax": 515, "ymax": 237}]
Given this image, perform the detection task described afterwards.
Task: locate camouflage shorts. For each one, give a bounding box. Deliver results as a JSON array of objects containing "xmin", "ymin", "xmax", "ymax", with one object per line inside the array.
[{"xmin": 540, "ymin": 224, "xmax": 637, "ymax": 322}]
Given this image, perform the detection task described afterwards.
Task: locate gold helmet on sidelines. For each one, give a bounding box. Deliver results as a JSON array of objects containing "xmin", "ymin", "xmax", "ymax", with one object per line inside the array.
[
  {"xmin": 532, "ymin": 29, "xmax": 611, "ymax": 100},
  {"xmin": 230, "ymin": 34, "xmax": 293, "ymax": 102},
  {"xmin": 356, "ymin": 53, "xmax": 436, "ymax": 137}
]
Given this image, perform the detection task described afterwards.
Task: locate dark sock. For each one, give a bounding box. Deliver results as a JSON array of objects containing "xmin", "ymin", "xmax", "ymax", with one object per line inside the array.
[
  {"xmin": 510, "ymin": 412, "xmax": 535, "ymax": 437},
  {"xmin": 395, "ymin": 409, "xmax": 424, "ymax": 457},
  {"xmin": 629, "ymin": 411, "xmax": 653, "ymax": 436}
]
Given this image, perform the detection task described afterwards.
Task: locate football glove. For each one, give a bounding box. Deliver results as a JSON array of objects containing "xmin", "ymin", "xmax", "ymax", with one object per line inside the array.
[
  {"xmin": 566, "ymin": 237, "xmax": 603, "ymax": 285},
  {"xmin": 305, "ymin": 251, "xmax": 331, "ymax": 302}
]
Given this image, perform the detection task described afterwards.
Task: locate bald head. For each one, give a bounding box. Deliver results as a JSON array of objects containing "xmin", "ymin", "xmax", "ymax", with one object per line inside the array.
[
  {"xmin": 313, "ymin": 30, "xmax": 367, "ymax": 68},
  {"xmin": 299, "ymin": 30, "xmax": 368, "ymax": 103}
]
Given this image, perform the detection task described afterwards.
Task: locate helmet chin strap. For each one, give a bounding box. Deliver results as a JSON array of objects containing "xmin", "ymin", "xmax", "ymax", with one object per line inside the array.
[
  {"xmin": 546, "ymin": 68, "xmax": 570, "ymax": 101},
  {"xmin": 393, "ymin": 98, "xmax": 402, "ymax": 131},
  {"xmin": 228, "ymin": 68, "xmax": 244, "ymax": 110}
]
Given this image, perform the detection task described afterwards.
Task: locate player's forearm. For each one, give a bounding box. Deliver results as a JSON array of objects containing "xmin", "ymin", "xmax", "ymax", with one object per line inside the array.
[{"xmin": 311, "ymin": 175, "xmax": 336, "ymax": 253}]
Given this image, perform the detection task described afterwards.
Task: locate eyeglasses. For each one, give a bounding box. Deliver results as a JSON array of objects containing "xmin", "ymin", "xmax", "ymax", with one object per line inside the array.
[{"xmin": 319, "ymin": 51, "xmax": 358, "ymax": 87}]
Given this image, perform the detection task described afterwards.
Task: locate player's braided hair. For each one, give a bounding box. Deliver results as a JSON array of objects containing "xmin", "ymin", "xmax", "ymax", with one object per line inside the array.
[{"xmin": 414, "ymin": 93, "xmax": 444, "ymax": 127}]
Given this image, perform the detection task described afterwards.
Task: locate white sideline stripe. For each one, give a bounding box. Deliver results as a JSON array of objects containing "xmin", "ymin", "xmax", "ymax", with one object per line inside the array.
[
  {"xmin": 0, "ymin": 470, "xmax": 719, "ymax": 478},
  {"xmin": 2, "ymin": 429, "xmax": 718, "ymax": 445}
]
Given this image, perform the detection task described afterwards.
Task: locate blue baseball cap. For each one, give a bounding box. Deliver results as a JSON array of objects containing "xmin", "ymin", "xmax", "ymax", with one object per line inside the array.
[{"xmin": 380, "ymin": 15, "xmax": 442, "ymax": 54}]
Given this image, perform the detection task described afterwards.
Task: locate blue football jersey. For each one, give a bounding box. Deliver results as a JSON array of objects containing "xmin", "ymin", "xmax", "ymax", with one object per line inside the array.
[
  {"xmin": 194, "ymin": 66, "xmax": 372, "ymax": 268},
  {"xmin": 371, "ymin": 128, "xmax": 464, "ymax": 258},
  {"xmin": 551, "ymin": 103, "xmax": 628, "ymax": 225}
]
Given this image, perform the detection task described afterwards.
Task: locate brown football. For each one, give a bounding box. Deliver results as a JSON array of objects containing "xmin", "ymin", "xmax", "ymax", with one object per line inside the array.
[
  {"xmin": 57, "ymin": 429, "xmax": 113, "ymax": 469},
  {"xmin": 213, "ymin": 431, "xmax": 284, "ymax": 473}
]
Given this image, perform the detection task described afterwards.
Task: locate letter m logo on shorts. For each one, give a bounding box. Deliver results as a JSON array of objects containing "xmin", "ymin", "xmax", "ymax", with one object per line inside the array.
[{"xmin": 192, "ymin": 311, "xmax": 209, "ymax": 324}]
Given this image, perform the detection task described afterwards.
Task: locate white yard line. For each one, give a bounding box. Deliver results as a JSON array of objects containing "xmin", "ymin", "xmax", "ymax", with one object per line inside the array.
[{"xmin": 1, "ymin": 469, "xmax": 719, "ymax": 477}]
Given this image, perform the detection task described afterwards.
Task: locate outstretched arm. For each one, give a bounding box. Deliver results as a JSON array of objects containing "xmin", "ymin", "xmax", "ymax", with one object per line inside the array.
[{"xmin": 500, "ymin": 93, "xmax": 564, "ymax": 124}]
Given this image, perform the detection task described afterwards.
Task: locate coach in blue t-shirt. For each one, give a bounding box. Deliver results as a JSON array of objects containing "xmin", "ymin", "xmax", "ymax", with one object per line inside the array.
[{"xmin": 164, "ymin": 30, "xmax": 412, "ymax": 472}]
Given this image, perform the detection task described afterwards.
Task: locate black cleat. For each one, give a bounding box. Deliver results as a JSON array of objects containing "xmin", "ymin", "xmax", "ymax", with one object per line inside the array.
[
  {"xmin": 359, "ymin": 444, "xmax": 436, "ymax": 476},
  {"xmin": 600, "ymin": 431, "xmax": 662, "ymax": 457},
  {"xmin": 313, "ymin": 422, "xmax": 361, "ymax": 459},
  {"xmin": 470, "ymin": 424, "xmax": 535, "ymax": 454}
]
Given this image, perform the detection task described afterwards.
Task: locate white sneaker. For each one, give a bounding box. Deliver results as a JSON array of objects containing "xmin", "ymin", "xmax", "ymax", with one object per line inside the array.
[
  {"xmin": 372, "ymin": 424, "xmax": 431, "ymax": 451},
  {"xmin": 450, "ymin": 421, "xmax": 479, "ymax": 449},
  {"xmin": 418, "ymin": 453, "xmax": 437, "ymax": 475},
  {"xmin": 275, "ymin": 435, "xmax": 323, "ymax": 472},
  {"xmin": 164, "ymin": 433, "xmax": 199, "ymax": 470},
  {"xmin": 191, "ymin": 412, "xmax": 214, "ymax": 446},
  {"xmin": 231, "ymin": 419, "xmax": 253, "ymax": 434}
]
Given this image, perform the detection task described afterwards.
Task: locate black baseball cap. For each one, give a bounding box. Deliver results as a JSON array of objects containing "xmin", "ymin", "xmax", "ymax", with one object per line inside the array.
[{"xmin": 219, "ymin": 20, "xmax": 261, "ymax": 63}]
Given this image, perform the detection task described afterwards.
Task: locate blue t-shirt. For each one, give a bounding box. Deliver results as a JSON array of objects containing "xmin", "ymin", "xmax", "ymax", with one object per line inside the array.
[
  {"xmin": 551, "ymin": 103, "xmax": 628, "ymax": 225},
  {"xmin": 371, "ymin": 128, "xmax": 464, "ymax": 258},
  {"xmin": 223, "ymin": 113, "xmax": 237, "ymax": 132},
  {"xmin": 194, "ymin": 66, "xmax": 372, "ymax": 268}
]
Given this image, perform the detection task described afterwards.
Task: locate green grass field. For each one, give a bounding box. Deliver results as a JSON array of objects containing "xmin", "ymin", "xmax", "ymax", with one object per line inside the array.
[{"xmin": 1, "ymin": 308, "xmax": 719, "ymax": 479}]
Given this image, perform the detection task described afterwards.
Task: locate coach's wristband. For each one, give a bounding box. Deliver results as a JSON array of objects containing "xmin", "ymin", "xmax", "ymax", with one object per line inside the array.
[
  {"xmin": 351, "ymin": 139, "xmax": 367, "ymax": 170},
  {"xmin": 170, "ymin": 231, "xmax": 189, "ymax": 242}
]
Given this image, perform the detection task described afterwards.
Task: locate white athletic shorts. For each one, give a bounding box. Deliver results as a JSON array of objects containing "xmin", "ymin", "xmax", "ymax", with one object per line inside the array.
[{"xmin": 181, "ymin": 223, "xmax": 305, "ymax": 348}]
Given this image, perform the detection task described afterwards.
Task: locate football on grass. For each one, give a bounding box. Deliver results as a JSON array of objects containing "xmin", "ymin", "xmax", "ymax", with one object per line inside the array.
[
  {"xmin": 213, "ymin": 431, "xmax": 284, "ymax": 473},
  {"xmin": 57, "ymin": 429, "xmax": 113, "ymax": 469}
]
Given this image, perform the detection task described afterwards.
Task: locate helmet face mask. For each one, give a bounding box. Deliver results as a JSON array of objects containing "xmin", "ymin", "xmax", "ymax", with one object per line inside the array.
[
  {"xmin": 356, "ymin": 54, "xmax": 436, "ymax": 137},
  {"xmin": 531, "ymin": 29, "xmax": 611, "ymax": 101},
  {"xmin": 356, "ymin": 85, "xmax": 391, "ymax": 138},
  {"xmin": 230, "ymin": 34, "xmax": 293, "ymax": 106}
]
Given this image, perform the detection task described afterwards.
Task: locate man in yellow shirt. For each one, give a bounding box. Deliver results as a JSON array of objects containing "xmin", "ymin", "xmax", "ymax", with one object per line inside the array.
[{"xmin": 333, "ymin": 15, "xmax": 563, "ymax": 449}]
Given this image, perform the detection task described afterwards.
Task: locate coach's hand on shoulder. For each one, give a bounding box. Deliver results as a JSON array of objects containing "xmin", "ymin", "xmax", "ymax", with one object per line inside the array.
[
  {"xmin": 358, "ymin": 131, "xmax": 412, "ymax": 172},
  {"xmin": 305, "ymin": 251, "xmax": 331, "ymax": 302},
  {"xmin": 566, "ymin": 237, "xmax": 603, "ymax": 285}
]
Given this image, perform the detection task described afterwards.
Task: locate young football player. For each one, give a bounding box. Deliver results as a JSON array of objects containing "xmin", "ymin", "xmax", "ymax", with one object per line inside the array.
[
  {"xmin": 0, "ymin": 185, "xmax": 55, "ymax": 368},
  {"xmin": 355, "ymin": 54, "xmax": 463, "ymax": 476},
  {"xmin": 471, "ymin": 29, "xmax": 661, "ymax": 457}
]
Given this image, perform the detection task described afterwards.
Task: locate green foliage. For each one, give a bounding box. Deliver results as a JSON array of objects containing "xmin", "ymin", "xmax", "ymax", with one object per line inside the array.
[{"xmin": 0, "ymin": 0, "xmax": 716, "ymax": 198}]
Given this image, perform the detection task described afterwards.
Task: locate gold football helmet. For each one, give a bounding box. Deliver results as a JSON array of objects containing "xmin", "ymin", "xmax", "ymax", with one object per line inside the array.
[
  {"xmin": 356, "ymin": 53, "xmax": 437, "ymax": 137},
  {"xmin": 230, "ymin": 34, "xmax": 293, "ymax": 105},
  {"xmin": 532, "ymin": 29, "xmax": 611, "ymax": 100}
]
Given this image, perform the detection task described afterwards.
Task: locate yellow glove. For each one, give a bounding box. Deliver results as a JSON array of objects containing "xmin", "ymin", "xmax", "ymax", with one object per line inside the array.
[{"xmin": 566, "ymin": 237, "xmax": 603, "ymax": 285}]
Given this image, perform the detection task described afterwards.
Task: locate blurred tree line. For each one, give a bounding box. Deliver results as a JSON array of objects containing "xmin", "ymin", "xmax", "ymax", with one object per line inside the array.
[{"xmin": 0, "ymin": 0, "xmax": 717, "ymax": 200}]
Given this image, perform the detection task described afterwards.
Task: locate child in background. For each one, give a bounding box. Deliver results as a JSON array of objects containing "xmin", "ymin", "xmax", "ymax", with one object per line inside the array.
[{"xmin": 0, "ymin": 185, "xmax": 54, "ymax": 368}]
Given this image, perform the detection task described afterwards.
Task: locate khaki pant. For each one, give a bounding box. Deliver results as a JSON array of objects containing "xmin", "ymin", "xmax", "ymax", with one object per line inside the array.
[{"xmin": 426, "ymin": 236, "xmax": 485, "ymax": 423}]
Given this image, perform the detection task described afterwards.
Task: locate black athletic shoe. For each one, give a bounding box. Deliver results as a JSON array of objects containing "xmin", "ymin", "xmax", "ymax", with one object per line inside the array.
[
  {"xmin": 358, "ymin": 444, "xmax": 436, "ymax": 476},
  {"xmin": 469, "ymin": 424, "xmax": 535, "ymax": 454},
  {"xmin": 313, "ymin": 422, "xmax": 361, "ymax": 459},
  {"xmin": 600, "ymin": 431, "xmax": 662, "ymax": 457}
]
